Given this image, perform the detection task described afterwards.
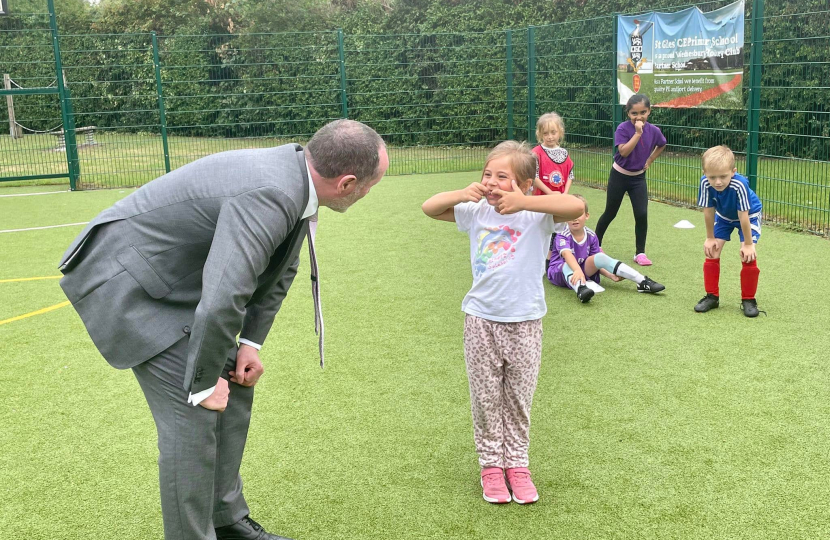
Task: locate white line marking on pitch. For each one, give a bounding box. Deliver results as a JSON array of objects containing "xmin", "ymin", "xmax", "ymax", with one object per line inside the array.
[
  {"xmin": 0, "ymin": 222, "xmax": 88, "ymax": 234},
  {"xmin": 0, "ymin": 190, "xmax": 71, "ymax": 198}
]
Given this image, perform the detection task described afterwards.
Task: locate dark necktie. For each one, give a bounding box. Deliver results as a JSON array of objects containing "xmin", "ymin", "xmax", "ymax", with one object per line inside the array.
[{"xmin": 307, "ymin": 212, "xmax": 324, "ymax": 367}]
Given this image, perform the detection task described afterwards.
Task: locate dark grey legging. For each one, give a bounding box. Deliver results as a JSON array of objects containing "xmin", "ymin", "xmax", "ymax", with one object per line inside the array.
[{"xmin": 594, "ymin": 167, "xmax": 649, "ymax": 254}]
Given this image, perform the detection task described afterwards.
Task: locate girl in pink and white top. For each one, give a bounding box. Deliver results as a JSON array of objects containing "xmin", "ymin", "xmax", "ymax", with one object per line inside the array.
[
  {"xmin": 532, "ymin": 112, "xmax": 574, "ymax": 197},
  {"xmin": 422, "ymin": 141, "xmax": 584, "ymax": 505}
]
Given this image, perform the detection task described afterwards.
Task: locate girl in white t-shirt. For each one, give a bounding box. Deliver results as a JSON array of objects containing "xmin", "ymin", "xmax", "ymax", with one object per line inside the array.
[{"xmin": 422, "ymin": 141, "xmax": 584, "ymax": 505}]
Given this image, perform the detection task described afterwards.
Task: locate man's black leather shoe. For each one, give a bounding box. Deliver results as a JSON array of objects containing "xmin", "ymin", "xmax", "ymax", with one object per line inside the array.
[{"xmin": 216, "ymin": 515, "xmax": 294, "ymax": 540}]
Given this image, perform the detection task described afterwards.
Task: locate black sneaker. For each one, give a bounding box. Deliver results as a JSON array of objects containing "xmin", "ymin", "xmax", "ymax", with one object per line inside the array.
[
  {"xmin": 694, "ymin": 293, "xmax": 719, "ymax": 312},
  {"xmin": 576, "ymin": 284, "xmax": 594, "ymax": 303},
  {"xmin": 637, "ymin": 276, "xmax": 665, "ymax": 294},
  {"xmin": 741, "ymin": 298, "xmax": 765, "ymax": 318}
]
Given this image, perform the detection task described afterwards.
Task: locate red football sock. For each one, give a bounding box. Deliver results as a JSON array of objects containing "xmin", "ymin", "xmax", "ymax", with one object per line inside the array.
[
  {"xmin": 741, "ymin": 259, "xmax": 760, "ymax": 299},
  {"xmin": 703, "ymin": 258, "xmax": 720, "ymax": 296}
]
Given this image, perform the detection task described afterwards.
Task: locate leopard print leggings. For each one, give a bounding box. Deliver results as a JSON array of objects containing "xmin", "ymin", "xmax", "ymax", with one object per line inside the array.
[{"xmin": 463, "ymin": 315, "xmax": 543, "ymax": 469}]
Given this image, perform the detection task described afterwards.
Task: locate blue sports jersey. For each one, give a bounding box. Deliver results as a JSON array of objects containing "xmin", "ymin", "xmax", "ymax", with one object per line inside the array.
[{"xmin": 698, "ymin": 173, "xmax": 762, "ymax": 221}]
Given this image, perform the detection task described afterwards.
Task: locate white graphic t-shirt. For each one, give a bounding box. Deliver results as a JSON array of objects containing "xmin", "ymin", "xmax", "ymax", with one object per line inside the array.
[{"xmin": 455, "ymin": 199, "xmax": 557, "ymax": 322}]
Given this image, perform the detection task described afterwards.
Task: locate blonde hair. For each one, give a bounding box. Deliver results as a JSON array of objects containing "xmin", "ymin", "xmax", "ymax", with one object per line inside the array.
[
  {"xmin": 572, "ymin": 193, "xmax": 588, "ymax": 214},
  {"xmin": 484, "ymin": 141, "xmax": 536, "ymax": 191},
  {"xmin": 701, "ymin": 145, "xmax": 736, "ymax": 173},
  {"xmin": 536, "ymin": 112, "xmax": 565, "ymax": 145}
]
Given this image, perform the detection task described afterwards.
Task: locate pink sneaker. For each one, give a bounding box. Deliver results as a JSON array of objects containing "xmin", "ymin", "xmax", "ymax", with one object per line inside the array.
[
  {"xmin": 633, "ymin": 253, "xmax": 653, "ymax": 266},
  {"xmin": 480, "ymin": 468, "xmax": 511, "ymax": 504},
  {"xmin": 505, "ymin": 467, "xmax": 539, "ymax": 504}
]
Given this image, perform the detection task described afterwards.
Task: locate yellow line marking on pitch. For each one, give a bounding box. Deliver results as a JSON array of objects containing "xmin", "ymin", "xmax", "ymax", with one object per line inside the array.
[
  {"xmin": 0, "ymin": 276, "xmax": 63, "ymax": 283},
  {"xmin": 0, "ymin": 300, "xmax": 72, "ymax": 326}
]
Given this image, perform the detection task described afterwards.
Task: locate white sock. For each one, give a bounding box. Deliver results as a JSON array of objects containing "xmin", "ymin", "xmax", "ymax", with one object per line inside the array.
[
  {"xmin": 614, "ymin": 262, "xmax": 644, "ymax": 284},
  {"xmin": 594, "ymin": 252, "xmax": 644, "ymax": 283}
]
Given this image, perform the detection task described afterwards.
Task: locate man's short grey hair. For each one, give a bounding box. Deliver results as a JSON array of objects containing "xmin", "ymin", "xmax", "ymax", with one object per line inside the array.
[{"xmin": 306, "ymin": 119, "xmax": 386, "ymax": 182}]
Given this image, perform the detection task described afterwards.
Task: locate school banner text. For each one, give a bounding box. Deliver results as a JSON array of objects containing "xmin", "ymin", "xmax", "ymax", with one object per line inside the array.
[{"xmin": 616, "ymin": 1, "xmax": 744, "ymax": 108}]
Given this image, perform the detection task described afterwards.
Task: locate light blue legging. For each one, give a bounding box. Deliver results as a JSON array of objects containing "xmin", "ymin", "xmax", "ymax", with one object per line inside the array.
[{"xmin": 561, "ymin": 252, "xmax": 622, "ymax": 289}]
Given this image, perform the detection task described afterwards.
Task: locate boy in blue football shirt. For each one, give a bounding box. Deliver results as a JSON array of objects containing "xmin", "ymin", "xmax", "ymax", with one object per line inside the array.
[{"xmin": 695, "ymin": 145, "xmax": 763, "ymax": 317}]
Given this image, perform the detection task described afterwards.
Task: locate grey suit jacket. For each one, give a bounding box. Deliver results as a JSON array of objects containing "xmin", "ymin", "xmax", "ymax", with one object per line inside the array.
[{"xmin": 59, "ymin": 144, "xmax": 311, "ymax": 394}]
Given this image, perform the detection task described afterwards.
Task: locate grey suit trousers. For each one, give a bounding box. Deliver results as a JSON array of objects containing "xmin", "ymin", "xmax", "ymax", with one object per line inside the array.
[{"xmin": 132, "ymin": 336, "xmax": 252, "ymax": 540}]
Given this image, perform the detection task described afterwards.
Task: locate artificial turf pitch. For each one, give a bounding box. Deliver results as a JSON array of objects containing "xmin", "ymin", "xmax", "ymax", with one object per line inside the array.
[{"xmin": 1, "ymin": 173, "xmax": 829, "ymax": 539}]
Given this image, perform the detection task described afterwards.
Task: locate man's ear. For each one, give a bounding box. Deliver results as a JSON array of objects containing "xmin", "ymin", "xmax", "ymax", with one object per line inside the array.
[
  {"xmin": 336, "ymin": 174, "xmax": 358, "ymax": 195},
  {"xmin": 732, "ymin": 167, "xmax": 738, "ymax": 175}
]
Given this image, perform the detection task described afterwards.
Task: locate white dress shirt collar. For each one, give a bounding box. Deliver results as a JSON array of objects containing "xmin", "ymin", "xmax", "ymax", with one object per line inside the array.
[{"xmin": 302, "ymin": 158, "xmax": 318, "ymax": 219}]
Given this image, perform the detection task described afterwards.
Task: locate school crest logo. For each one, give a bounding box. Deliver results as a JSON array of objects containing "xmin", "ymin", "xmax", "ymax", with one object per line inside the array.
[{"xmin": 626, "ymin": 19, "xmax": 653, "ymax": 73}]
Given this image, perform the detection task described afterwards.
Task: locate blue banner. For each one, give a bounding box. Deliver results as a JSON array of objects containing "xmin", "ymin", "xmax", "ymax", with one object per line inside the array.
[{"xmin": 617, "ymin": 0, "xmax": 744, "ymax": 108}]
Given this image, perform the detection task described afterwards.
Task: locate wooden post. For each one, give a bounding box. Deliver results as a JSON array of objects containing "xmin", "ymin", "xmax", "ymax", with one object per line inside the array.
[{"xmin": 4, "ymin": 74, "xmax": 22, "ymax": 139}]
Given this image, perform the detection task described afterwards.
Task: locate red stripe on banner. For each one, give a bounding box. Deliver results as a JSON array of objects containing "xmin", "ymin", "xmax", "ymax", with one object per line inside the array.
[{"xmin": 654, "ymin": 74, "xmax": 742, "ymax": 108}]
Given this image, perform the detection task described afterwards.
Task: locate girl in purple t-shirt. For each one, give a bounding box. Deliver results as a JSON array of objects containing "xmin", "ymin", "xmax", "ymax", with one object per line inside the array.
[{"xmin": 594, "ymin": 94, "xmax": 666, "ymax": 266}]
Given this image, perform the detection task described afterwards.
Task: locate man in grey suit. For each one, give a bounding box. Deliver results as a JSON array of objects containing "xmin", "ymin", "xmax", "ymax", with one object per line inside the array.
[{"xmin": 58, "ymin": 120, "xmax": 389, "ymax": 540}]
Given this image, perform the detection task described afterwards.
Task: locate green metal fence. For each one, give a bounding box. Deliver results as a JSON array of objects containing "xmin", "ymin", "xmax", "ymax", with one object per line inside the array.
[
  {"xmin": 0, "ymin": 1, "xmax": 79, "ymax": 187},
  {"xmin": 754, "ymin": 0, "xmax": 829, "ymax": 234},
  {"xmin": 1, "ymin": 0, "xmax": 828, "ymax": 235},
  {"xmin": 158, "ymin": 31, "xmax": 343, "ymax": 175},
  {"xmin": 344, "ymin": 30, "xmax": 517, "ymax": 174},
  {"xmin": 58, "ymin": 32, "xmax": 163, "ymax": 189}
]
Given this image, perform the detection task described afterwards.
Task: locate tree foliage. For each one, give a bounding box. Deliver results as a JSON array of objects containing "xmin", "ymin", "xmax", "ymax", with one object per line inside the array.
[{"xmin": 0, "ymin": 0, "xmax": 826, "ymax": 161}]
